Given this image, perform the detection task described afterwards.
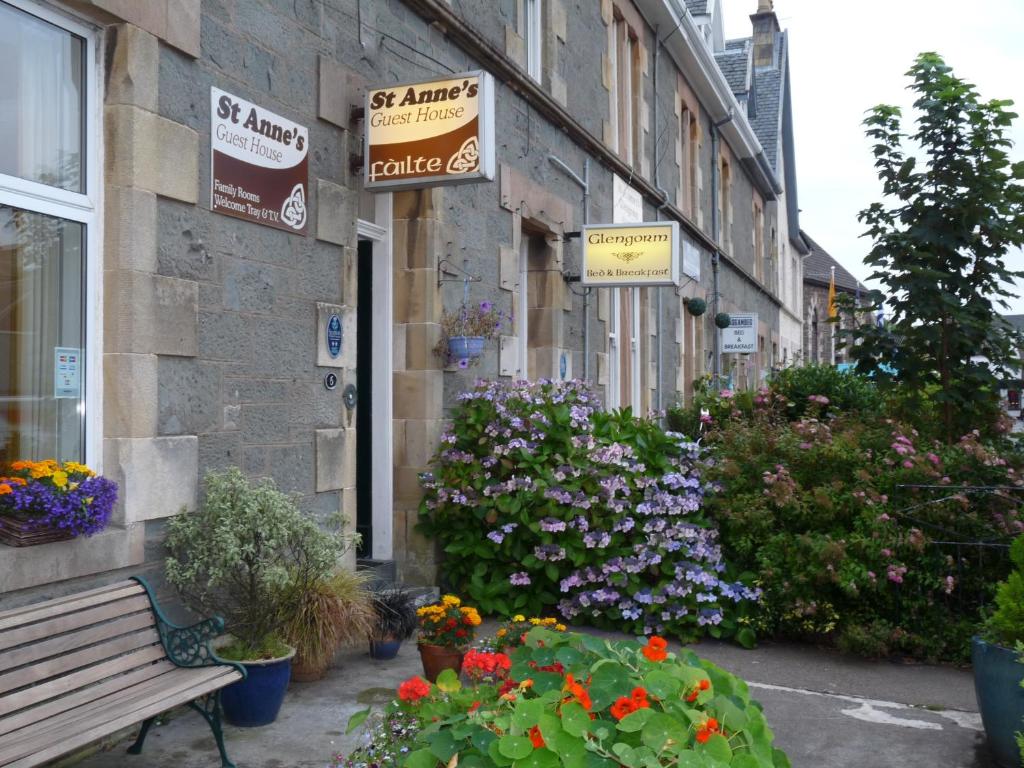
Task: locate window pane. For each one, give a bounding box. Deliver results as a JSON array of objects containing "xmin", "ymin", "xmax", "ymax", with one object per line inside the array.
[
  {"xmin": 0, "ymin": 2, "xmax": 85, "ymax": 192},
  {"xmin": 0, "ymin": 206, "xmax": 84, "ymax": 463}
]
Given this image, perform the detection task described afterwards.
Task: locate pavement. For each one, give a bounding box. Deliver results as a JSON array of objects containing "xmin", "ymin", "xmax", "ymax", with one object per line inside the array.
[{"xmin": 71, "ymin": 633, "xmax": 997, "ymax": 768}]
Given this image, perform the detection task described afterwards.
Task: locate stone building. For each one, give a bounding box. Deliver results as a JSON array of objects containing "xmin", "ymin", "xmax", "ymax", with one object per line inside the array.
[
  {"xmin": 0, "ymin": 0, "xmax": 808, "ymax": 605},
  {"xmin": 801, "ymin": 231, "xmax": 866, "ymax": 366}
]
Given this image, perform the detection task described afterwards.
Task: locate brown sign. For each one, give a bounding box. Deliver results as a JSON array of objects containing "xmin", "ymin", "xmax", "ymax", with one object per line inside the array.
[
  {"xmin": 210, "ymin": 87, "xmax": 309, "ymax": 234},
  {"xmin": 364, "ymin": 71, "xmax": 495, "ymax": 191}
]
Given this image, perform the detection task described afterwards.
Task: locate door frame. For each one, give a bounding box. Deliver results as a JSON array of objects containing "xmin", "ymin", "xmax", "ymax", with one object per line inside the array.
[{"xmin": 356, "ymin": 193, "xmax": 393, "ymax": 560}]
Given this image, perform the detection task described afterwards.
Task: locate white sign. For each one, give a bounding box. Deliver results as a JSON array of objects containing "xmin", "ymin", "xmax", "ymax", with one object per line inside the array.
[
  {"xmin": 721, "ymin": 312, "xmax": 757, "ymax": 354},
  {"xmin": 54, "ymin": 347, "xmax": 81, "ymax": 399},
  {"xmin": 612, "ymin": 175, "xmax": 643, "ymax": 224},
  {"xmin": 682, "ymin": 238, "xmax": 701, "ymax": 281},
  {"xmin": 210, "ymin": 87, "xmax": 309, "ymax": 234},
  {"xmin": 580, "ymin": 222, "xmax": 680, "ymax": 287},
  {"xmin": 365, "ymin": 71, "xmax": 496, "ymax": 190}
]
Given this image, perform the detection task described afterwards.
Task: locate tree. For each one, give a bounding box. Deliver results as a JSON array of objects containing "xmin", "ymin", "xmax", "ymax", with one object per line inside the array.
[{"xmin": 842, "ymin": 53, "xmax": 1024, "ymax": 441}]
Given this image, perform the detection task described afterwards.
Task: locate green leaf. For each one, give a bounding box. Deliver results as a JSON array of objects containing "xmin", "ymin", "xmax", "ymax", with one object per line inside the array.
[
  {"xmin": 471, "ymin": 728, "xmax": 497, "ymax": 753},
  {"xmin": 643, "ymin": 670, "xmax": 681, "ymax": 699},
  {"xmin": 736, "ymin": 628, "xmax": 757, "ymax": 650},
  {"xmin": 730, "ymin": 755, "xmax": 762, "ymax": 768},
  {"xmin": 514, "ymin": 748, "xmax": 560, "ymax": 768},
  {"xmin": 698, "ymin": 733, "xmax": 732, "ymax": 763},
  {"xmin": 345, "ymin": 707, "xmax": 370, "ymax": 734},
  {"xmin": 611, "ymin": 743, "xmax": 639, "ymax": 767},
  {"xmin": 405, "ymin": 748, "xmax": 440, "ymax": 768},
  {"xmin": 498, "ymin": 735, "xmax": 535, "ymax": 760},
  {"xmin": 427, "ymin": 730, "xmax": 460, "ymax": 762},
  {"xmin": 615, "ymin": 708, "xmax": 655, "ymax": 732},
  {"xmin": 489, "ymin": 739, "xmax": 514, "ymax": 767},
  {"xmin": 512, "ymin": 699, "xmax": 546, "ymax": 733},
  {"xmin": 771, "ymin": 748, "xmax": 793, "ymax": 768},
  {"xmin": 435, "ymin": 668, "xmax": 461, "ymax": 693},
  {"xmin": 640, "ymin": 712, "xmax": 687, "ymax": 751},
  {"xmin": 561, "ymin": 702, "xmax": 593, "ymax": 737}
]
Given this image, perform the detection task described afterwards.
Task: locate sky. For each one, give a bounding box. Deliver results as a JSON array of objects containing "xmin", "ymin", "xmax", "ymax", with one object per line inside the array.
[{"xmin": 721, "ymin": 0, "xmax": 1024, "ymax": 315}]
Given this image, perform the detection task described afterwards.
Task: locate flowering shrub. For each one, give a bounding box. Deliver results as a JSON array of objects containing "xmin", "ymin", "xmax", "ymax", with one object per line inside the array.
[
  {"xmin": 344, "ymin": 628, "xmax": 791, "ymax": 768},
  {"xmin": 700, "ymin": 396, "xmax": 1024, "ymax": 660},
  {"xmin": 419, "ymin": 379, "xmax": 759, "ymax": 644},
  {"xmin": 0, "ymin": 460, "xmax": 117, "ymax": 537},
  {"xmin": 417, "ymin": 594, "xmax": 482, "ymax": 647}
]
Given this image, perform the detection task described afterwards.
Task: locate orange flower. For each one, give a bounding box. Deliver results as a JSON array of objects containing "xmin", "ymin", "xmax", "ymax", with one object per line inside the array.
[
  {"xmin": 642, "ymin": 636, "xmax": 668, "ymax": 662},
  {"xmin": 610, "ymin": 696, "xmax": 637, "ymax": 720},
  {"xmin": 686, "ymin": 678, "xmax": 711, "ymax": 703},
  {"xmin": 563, "ymin": 674, "xmax": 592, "ymax": 711},
  {"xmin": 397, "ymin": 676, "xmax": 431, "ymax": 703},
  {"xmin": 695, "ymin": 728, "xmax": 712, "ymax": 744},
  {"xmin": 529, "ymin": 725, "xmax": 545, "ymax": 748},
  {"xmin": 0, "ymin": 484, "xmax": 11, "ymax": 496},
  {"xmin": 468, "ymin": 701, "xmax": 482, "ymax": 713},
  {"xmin": 699, "ymin": 679, "xmax": 710, "ymax": 691},
  {"xmin": 695, "ymin": 717, "xmax": 721, "ymax": 744}
]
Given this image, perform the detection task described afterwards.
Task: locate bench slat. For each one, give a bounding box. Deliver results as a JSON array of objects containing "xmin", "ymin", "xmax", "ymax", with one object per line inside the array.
[
  {"xmin": 0, "ymin": 645, "xmax": 166, "ymax": 716},
  {"xmin": 0, "ymin": 595, "xmax": 152, "ymax": 653},
  {"xmin": 0, "ymin": 666, "xmax": 240, "ymax": 767},
  {"xmin": 0, "ymin": 581, "xmax": 140, "ymax": 624},
  {"xmin": 0, "ymin": 660, "xmax": 176, "ymax": 738},
  {"xmin": 0, "ymin": 628, "xmax": 160, "ymax": 696},
  {"xmin": 0, "ymin": 612, "xmax": 156, "ymax": 674},
  {"xmin": 0, "ymin": 583, "xmax": 145, "ymax": 632}
]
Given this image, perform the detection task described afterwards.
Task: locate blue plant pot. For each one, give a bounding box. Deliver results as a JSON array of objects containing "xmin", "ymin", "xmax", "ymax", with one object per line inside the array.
[
  {"xmin": 369, "ymin": 639, "xmax": 403, "ymax": 660},
  {"xmin": 448, "ymin": 336, "xmax": 485, "ymax": 361},
  {"xmin": 220, "ymin": 647, "xmax": 295, "ymax": 728},
  {"xmin": 972, "ymin": 636, "xmax": 1024, "ymax": 767}
]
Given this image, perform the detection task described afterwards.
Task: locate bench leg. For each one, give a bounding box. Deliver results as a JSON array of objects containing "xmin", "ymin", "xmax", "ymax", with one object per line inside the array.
[
  {"xmin": 189, "ymin": 692, "xmax": 236, "ymax": 768},
  {"xmin": 126, "ymin": 716, "xmax": 157, "ymax": 755}
]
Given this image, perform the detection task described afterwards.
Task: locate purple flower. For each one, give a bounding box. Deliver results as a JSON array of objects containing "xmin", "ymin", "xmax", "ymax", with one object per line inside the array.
[
  {"xmin": 479, "ymin": 301, "xmax": 493, "ymax": 313},
  {"xmin": 509, "ymin": 571, "xmax": 531, "ymax": 586}
]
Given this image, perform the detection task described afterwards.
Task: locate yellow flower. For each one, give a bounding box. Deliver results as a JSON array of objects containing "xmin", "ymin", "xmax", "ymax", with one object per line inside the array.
[
  {"xmin": 29, "ymin": 464, "xmax": 52, "ymax": 479},
  {"xmin": 51, "ymin": 471, "xmax": 68, "ymax": 488},
  {"xmin": 512, "ymin": 614, "xmax": 525, "ymax": 623},
  {"xmin": 496, "ymin": 628, "xmax": 507, "ymax": 637},
  {"xmin": 442, "ymin": 594, "xmax": 462, "ymax": 608},
  {"xmin": 529, "ymin": 618, "xmax": 541, "ymax": 626},
  {"xmin": 63, "ymin": 461, "xmax": 94, "ymax": 477},
  {"xmin": 555, "ymin": 624, "xmax": 567, "ymax": 632}
]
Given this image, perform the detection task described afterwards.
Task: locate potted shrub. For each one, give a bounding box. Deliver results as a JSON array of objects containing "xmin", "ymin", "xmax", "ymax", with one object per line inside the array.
[
  {"xmin": 165, "ymin": 468, "xmax": 347, "ymax": 727},
  {"xmin": 284, "ymin": 569, "xmax": 374, "ymax": 682},
  {"xmin": 416, "ymin": 595, "xmax": 481, "ymax": 682},
  {"xmin": 0, "ymin": 460, "xmax": 117, "ymax": 546},
  {"xmin": 435, "ymin": 301, "xmax": 505, "ymax": 366},
  {"xmin": 974, "ymin": 534, "xmax": 1024, "ymax": 768},
  {"xmin": 369, "ymin": 588, "xmax": 418, "ymax": 660}
]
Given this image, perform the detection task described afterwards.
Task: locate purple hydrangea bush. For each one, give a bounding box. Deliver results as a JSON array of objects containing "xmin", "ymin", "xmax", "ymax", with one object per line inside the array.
[{"xmin": 418, "ymin": 379, "xmax": 759, "ymax": 644}]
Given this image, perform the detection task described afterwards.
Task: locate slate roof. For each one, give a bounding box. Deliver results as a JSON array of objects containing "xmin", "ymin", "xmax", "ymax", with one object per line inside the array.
[
  {"xmin": 713, "ymin": 47, "xmax": 750, "ymax": 95},
  {"xmin": 801, "ymin": 231, "xmax": 865, "ymax": 294},
  {"xmin": 750, "ymin": 67, "xmax": 780, "ymax": 170},
  {"xmin": 685, "ymin": 0, "xmax": 709, "ymax": 15},
  {"xmin": 1005, "ymin": 315, "xmax": 1024, "ymax": 333},
  {"xmin": 725, "ymin": 37, "xmax": 748, "ymax": 51}
]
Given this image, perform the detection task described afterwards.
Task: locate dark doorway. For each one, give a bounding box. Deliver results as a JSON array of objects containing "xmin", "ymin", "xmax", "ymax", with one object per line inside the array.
[{"xmin": 356, "ymin": 240, "xmax": 373, "ymax": 557}]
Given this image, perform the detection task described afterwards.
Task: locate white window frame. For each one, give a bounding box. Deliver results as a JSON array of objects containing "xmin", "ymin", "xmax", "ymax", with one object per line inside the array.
[
  {"xmin": 0, "ymin": 0, "xmax": 102, "ymax": 471},
  {"xmin": 517, "ymin": 234, "xmax": 529, "ymax": 379},
  {"xmin": 524, "ymin": 0, "xmax": 543, "ymax": 82}
]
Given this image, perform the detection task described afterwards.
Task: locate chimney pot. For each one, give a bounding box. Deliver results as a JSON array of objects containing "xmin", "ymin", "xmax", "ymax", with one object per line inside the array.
[{"xmin": 757, "ymin": 0, "xmax": 773, "ymax": 12}]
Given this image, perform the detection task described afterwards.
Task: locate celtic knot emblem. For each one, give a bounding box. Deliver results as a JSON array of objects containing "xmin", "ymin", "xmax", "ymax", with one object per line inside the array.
[
  {"xmin": 447, "ymin": 137, "xmax": 480, "ymax": 174},
  {"xmin": 281, "ymin": 184, "xmax": 307, "ymax": 230},
  {"xmin": 614, "ymin": 251, "xmax": 641, "ymax": 263}
]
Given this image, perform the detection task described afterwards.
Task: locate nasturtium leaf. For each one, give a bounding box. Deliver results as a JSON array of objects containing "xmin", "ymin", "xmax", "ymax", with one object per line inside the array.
[
  {"xmin": 529, "ymin": 671, "xmax": 564, "ymax": 695},
  {"xmin": 729, "ymin": 754, "xmax": 762, "ymax": 768},
  {"xmin": 674, "ymin": 753, "xmax": 705, "ymax": 768},
  {"xmin": 427, "ymin": 729, "xmax": 460, "ymax": 761},
  {"xmin": 405, "ymin": 748, "xmax": 440, "ymax": 768},
  {"xmin": 640, "ymin": 712, "xmax": 687, "ymax": 751},
  {"xmin": 561, "ymin": 702, "xmax": 593, "ymax": 737},
  {"xmin": 512, "ymin": 699, "xmax": 546, "ymax": 733},
  {"xmin": 582, "ymin": 753, "xmax": 618, "ymax": 768},
  {"xmin": 697, "ymin": 733, "xmax": 732, "ymax": 763},
  {"xmin": 580, "ymin": 634, "xmax": 608, "ymax": 654},
  {"xmin": 615, "ymin": 707, "xmax": 655, "ymax": 732},
  {"xmin": 555, "ymin": 646, "xmax": 584, "ymax": 668},
  {"xmin": 345, "ymin": 707, "xmax": 371, "ymax": 734},
  {"xmin": 713, "ymin": 695, "xmax": 750, "ymax": 732},
  {"xmin": 498, "ymin": 735, "xmax": 534, "ymax": 760},
  {"xmin": 643, "ymin": 670, "xmax": 681, "ymax": 699},
  {"xmin": 771, "ymin": 748, "xmax": 792, "ymax": 768},
  {"xmin": 513, "ymin": 747, "xmax": 560, "ymax": 768},
  {"xmin": 488, "ymin": 739, "xmax": 513, "ymax": 767},
  {"xmin": 471, "ymin": 728, "xmax": 497, "ymax": 753},
  {"xmin": 611, "ymin": 743, "xmax": 639, "ymax": 767}
]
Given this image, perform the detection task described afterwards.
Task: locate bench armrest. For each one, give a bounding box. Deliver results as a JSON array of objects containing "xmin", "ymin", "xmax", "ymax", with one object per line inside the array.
[{"xmin": 132, "ymin": 577, "xmax": 247, "ymax": 678}]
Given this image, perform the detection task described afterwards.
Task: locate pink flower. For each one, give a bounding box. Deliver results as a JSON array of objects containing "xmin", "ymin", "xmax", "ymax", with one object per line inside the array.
[
  {"xmin": 881, "ymin": 548, "xmax": 892, "ymax": 558},
  {"xmin": 719, "ymin": 389, "xmax": 734, "ymax": 399},
  {"xmin": 877, "ymin": 513, "xmax": 891, "ymax": 522},
  {"xmin": 926, "ymin": 452, "xmax": 941, "ymax": 466},
  {"xmin": 887, "ymin": 564, "xmax": 907, "ymax": 584},
  {"xmin": 799, "ymin": 442, "xmax": 812, "ymax": 450},
  {"xmin": 902, "ymin": 460, "xmax": 914, "ymax": 469}
]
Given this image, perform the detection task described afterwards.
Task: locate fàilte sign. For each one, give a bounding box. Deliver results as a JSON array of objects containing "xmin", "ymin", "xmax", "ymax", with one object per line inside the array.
[
  {"xmin": 721, "ymin": 312, "xmax": 758, "ymax": 354},
  {"xmin": 580, "ymin": 221, "xmax": 680, "ymax": 287},
  {"xmin": 210, "ymin": 87, "xmax": 309, "ymax": 234},
  {"xmin": 365, "ymin": 71, "xmax": 495, "ymax": 191}
]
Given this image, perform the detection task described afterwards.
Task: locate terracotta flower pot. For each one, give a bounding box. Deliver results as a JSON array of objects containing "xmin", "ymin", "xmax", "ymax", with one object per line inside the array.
[
  {"xmin": 289, "ymin": 655, "xmax": 329, "ymax": 683},
  {"xmin": 418, "ymin": 643, "xmax": 464, "ymax": 682}
]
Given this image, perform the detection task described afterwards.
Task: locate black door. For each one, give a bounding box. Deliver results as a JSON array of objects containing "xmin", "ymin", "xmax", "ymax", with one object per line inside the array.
[{"xmin": 355, "ymin": 240, "xmax": 373, "ymax": 557}]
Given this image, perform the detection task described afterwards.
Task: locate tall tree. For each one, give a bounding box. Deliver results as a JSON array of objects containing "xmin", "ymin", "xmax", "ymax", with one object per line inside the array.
[{"xmin": 843, "ymin": 52, "xmax": 1024, "ymax": 441}]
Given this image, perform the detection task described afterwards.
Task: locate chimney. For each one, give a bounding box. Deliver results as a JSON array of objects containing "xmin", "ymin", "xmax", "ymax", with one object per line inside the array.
[{"xmin": 750, "ymin": 0, "xmax": 781, "ymax": 68}]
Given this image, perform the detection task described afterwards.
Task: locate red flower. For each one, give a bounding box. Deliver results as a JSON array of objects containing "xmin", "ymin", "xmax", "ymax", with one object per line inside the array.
[
  {"xmin": 695, "ymin": 717, "xmax": 721, "ymax": 744},
  {"xmin": 642, "ymin": 636, "xmax": 668, "ymax": 662},
  {"xmin": 699, "ymin": 679, "xmax": 710, "ymax": 691},
  {"xmin": 631, "ymin": 687, "xmax": 650, "ymax": 704},
  {"xmin": 563, "ymin": 674, "xmax": 593, "ymax": 711},
  {"xmin": 468, "ymin": 701, "xmax": 481, "ymax": 713},
  {"xmin": 686, "ymin": 679, "xmax": 711, "ymax": 703},
  {"xmin": 456, "ymin": 629, "xmax": 467, "ymax": 638},
  {"xmin": 529, "ymin": 725, "xmax": 545, "ymax": 748},
  {"xmin": 610, "ymin": 696, "xmax": 638, "ymax": 720},
  {"xmin": 398, "ymin": 676, "xmax": 431, "ymax": 703},
  {"xmin": 695, "ymin": 728, "xmax": 712, "ymax": 744}
]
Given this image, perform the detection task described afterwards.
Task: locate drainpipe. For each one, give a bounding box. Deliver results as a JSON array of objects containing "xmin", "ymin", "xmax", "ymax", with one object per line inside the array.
[
  {"xmin": 710, "ymin": 110, "xmax": 734, "ymax": 387},
  {"xmin": 548, "ymin": 154, "xmax": 591, "ymax": 381}
]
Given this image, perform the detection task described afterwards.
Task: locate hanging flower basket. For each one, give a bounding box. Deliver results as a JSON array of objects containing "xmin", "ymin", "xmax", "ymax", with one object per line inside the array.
[
  {"xmin": 686, "ymin": 297, "xmax": 707, "ymax": 317},
  {"xmin": 448, "ymin": 335, "xmax": 486, "ymax": 362},
  {"xmin": 714, "ymin": 312, "xmax": 732, "ymax": 329}
]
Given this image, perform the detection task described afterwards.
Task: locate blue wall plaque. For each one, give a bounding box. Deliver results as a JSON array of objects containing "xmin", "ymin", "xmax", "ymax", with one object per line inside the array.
[{"xmin": 326, "ymin": 314, "xmax": 342, "ymax": 358}]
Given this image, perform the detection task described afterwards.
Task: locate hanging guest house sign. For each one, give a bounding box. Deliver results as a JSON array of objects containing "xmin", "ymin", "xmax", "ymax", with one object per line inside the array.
[
  {"xmin": 365, "ymin": 71, "xmax": 496, "ymax": 190},
  {"xmin": 210, "ymin": 87, "xmax": 309, "ymax": 234},
  {"xmin": 580, "ymin": 221, "xmax": 680, "ymax": 287}
]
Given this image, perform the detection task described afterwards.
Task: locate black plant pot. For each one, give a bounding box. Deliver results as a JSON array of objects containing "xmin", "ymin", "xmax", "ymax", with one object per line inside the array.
[{"xmin": 973, "ymin": 636, "xmax": 1024, "ymax": 767}]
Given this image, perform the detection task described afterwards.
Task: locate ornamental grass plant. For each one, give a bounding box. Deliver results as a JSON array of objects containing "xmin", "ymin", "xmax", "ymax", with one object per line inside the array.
[
  {"xmin": 419, "ymin": 379, "xmax": 759, "ymax": 645},
  {"xmin": 343, "ymin": 628, "xmax": 790, "ymax": 768}
]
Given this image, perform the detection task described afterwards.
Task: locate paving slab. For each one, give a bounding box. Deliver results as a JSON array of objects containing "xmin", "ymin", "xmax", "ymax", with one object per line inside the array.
[{"xmin": 70, "ymin": 634, "xmax": 998, "ymax": 768}]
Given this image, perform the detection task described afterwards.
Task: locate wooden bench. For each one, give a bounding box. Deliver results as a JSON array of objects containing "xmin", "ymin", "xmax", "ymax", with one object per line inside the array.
[{"xmin": 0, "ymin": 578, "xmax": 245, "ymax": 768}]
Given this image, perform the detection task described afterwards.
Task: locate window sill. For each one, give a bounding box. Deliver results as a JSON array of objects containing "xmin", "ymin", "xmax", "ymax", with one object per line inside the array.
[{"xmin": 0, "ymin": 523, "xmax": 145, "ymax": 595}]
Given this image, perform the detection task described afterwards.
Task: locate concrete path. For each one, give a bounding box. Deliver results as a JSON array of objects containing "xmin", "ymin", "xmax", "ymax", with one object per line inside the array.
[{"xmin": 71, "ymin": 636, "xmax": 997, "ymax": 768}]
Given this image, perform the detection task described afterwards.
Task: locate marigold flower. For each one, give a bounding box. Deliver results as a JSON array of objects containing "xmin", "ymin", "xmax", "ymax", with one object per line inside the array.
[
  {"xmin": 398, "ymin": 676, "xmax": 431, "ymax": 703},
  {"xmin": 513, "ymin": 614, "xmax": 526, "ymax": 623},
  {"xmin": 642, "ymin": 636, "xmax": 668, "ymax": 662},
  {"xmin": 555, "ymin": 624, "xmax": 567, "ymax": 632},
  {"xmin": 0, "ymin": 484, "xmax": 11, "ymax": 496}
]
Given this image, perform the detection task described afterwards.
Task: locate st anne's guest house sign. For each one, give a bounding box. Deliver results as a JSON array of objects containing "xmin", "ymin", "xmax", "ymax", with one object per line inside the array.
[
  {"xmin": 365, "ymin": 71, "xmax": 496, "ymax": 190},
  {"xmin": 211, "ymin": 87, "xmax": 309, "ymax": 234}
]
